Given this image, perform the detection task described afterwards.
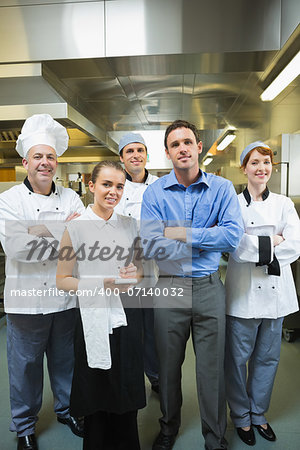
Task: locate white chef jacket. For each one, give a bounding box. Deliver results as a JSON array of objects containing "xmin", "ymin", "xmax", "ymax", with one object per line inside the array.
[
  {"xmin": 114, "ymin": 171, "xmax": 158, "ymax": 219},
  {"xmin": 0, "ymin": 181, "xmax": 85, "ymax": 314},
  {"xmin": 225, "ymin": 190, "xmax": 300, "ymax": 319},
  {"xmin": 67, "ymin": 206, "xmax": 138, "ymax": 369},
  {"xmin": 114, "ymin": 171, "xmax": 159, "ymax": 287}
]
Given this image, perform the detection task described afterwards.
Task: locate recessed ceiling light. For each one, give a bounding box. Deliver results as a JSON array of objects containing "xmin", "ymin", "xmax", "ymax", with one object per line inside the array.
[
  {"xmin": 260, "ymin": 51, "xmax": 300, "ymax": 102},
  {"xmin": 217, "ymin": 133, "xmax": 236, "ymax": 151}
]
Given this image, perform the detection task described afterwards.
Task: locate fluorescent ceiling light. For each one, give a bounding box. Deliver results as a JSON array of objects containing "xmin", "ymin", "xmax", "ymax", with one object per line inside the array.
[
  {"xmin": 217, "ymin": 133, "xmax": 236, "ymax": 151},
  {"xmin": 260, "ymin": 51, "xmax": 300, "ymax": 102},
  {"xmin": 203, "ymin": 157, "xmax": 213, "ymax": 166}
]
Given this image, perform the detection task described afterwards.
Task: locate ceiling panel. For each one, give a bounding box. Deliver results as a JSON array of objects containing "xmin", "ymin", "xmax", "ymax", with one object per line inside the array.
[
  {"xmin": 64, "ymin": 77, "xmax": 126, "ymax": 100},
  {"xmin": 85, "ymin": 99, "xmax": 135, "ymax": 115},
  {"xmin": 141, "ymin": 98, "xmax": 183, "ymax": 116},
  {"xmin": 0, "ymin": 42, "xmax": 299, "ymax": 167},
  {"xmin": 189, "ymin": 97, "xmax": 237, "ymax": 115},
  {"xmin": 130, "ymin": 75, "xmax": 184, "ymax": 98},
  {"xmin": 0, "ymin": 77, "xmax": 64, "ymax": 106},
  {"xmin": 45, "ymin": 58, "xmax": 115, "ymax": 79},
  {"xmin": 193, "ymin": 73, "xmax": 259, "ymax": 97}
]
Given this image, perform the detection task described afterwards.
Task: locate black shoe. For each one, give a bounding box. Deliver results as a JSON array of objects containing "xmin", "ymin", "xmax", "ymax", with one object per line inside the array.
[
  {"xmin": 236, "ymin": 427, "xmax": 256, "ymax": 446},
  {"xmin": 152, "ymin": 431, "xmax": 177, "ymax": 450},
  {"xmin": 57, "ymin": 416, "xmax": 84, "ymax": 438},
  {"xmin": 254, "ymin": 423, "xmax": 276, "ymax": 441},
  {"xmin": 151, "ymin": 383, "xmax": 160, "ymax": 395},
  {"xmin": 17, "ymin": 434, "xmax": 38, "ymax": 450}
]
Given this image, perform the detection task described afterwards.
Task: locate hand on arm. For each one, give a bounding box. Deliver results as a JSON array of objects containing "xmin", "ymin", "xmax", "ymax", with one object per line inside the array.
[
  {"xmin": 28, "ymin": 225, "xmax": 54, "ymax": 237},
  {"xmin": 56, "ymin": 229, "xmax": 78, "ymax": 292},
  {"xmin": 164, "ymin": 222, "xmax": 218, "ymax": 245},
  {"xmin": 46, "ymin": 208, "xmax": 82, "ymax": 244},
  {"xmin": 141, "ymin": 190, "xmax": 195, "ymax": 261},
  {"xmin": 185, "ymin": 183, "xmax": 243, "ymax": 252},
  {"xmin": 164, "ymin": 226, "xmax": 187, "ymax": 242},
  {"xmin": 66, "ymin": 212, "xmax": 81, "ymax": 222},
  {"xmin": 273, "ymin": 234, "xmax": 284, "ymax": 246}
]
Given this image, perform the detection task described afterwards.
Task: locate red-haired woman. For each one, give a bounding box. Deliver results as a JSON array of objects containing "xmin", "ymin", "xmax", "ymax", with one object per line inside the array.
[{"xmin": 225, "ymin": 141, "xmax": 300, "ymax": 446}]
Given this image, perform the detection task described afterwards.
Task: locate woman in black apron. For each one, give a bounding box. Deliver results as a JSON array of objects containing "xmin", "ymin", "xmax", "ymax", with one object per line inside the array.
[{"xmin": 57, "ymin": 161, "xmax": 146, "ymax": 450}]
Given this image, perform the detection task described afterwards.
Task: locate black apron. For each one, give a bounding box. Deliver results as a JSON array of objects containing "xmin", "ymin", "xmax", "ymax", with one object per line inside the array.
[{"xmin": 70, "ymin": 294, "xmax": 146, "ymax": 417}]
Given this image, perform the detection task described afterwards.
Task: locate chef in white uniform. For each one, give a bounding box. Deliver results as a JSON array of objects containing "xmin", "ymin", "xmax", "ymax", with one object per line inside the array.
[
  {"xmin": 0, "ymin": 114, "xmax": 85, "ymax": 450},
  {"xmin": 225, "ymin": 141, "xmax": 300, "ymax": 446},
  {"xmin": 114, "ymin": 132, "xmax": 160, "ymax": 393}
]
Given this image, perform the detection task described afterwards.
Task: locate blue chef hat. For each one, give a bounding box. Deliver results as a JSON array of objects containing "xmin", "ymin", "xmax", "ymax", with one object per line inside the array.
[
  {"xmin": 240, "ymin": 141, "xmax": 271, "ymax": 165},
  {"xmin": 118, "ymin": 132, "xmax": 146, "ymax": 154}
]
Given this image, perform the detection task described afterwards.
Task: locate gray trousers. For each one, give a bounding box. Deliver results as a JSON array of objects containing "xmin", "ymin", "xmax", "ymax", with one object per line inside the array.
[
  {"xmin": 225, "ymin": 316, "xmax": 283, "ymax": 428},
  {"xmin": 142, "ymin": 307, "xmax": 159, "ymax": 385},
  {"xmin": 7, "ymin": 309, "xmax": 76, "ymax": 437},
  {"xmin": 153, "ymin": 272, "xmax": 227, "ymax": 450}
]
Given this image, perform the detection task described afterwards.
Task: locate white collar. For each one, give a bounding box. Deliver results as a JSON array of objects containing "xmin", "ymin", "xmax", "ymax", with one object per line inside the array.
[{"xmin": 86, "ymin": 205, "xmax": 118, "ymax": 228}]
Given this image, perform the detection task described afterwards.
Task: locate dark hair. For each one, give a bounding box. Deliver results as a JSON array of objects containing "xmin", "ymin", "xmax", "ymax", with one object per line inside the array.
[
  {"xmin": 91, "ymin": 160, "xmax": 126, "ymax": 183},
  {"xmin": 241, "ymin": 147, "xmax": 274, "ymax": 169},
  {"xmin": 164, "ymin": 120, "xmax": 200, "ymax": 148}
]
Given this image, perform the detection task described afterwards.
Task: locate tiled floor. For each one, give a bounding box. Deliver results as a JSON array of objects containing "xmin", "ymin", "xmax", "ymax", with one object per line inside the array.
[{"xmin": 1, "ymin": 315, "xmax": 300, "ymax": 450}]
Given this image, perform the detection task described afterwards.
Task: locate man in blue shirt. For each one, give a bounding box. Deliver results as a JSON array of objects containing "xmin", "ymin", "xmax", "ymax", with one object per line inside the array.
[{"xmin": 140, "ymin": 120, "xmax": 243, "ymax": 450}]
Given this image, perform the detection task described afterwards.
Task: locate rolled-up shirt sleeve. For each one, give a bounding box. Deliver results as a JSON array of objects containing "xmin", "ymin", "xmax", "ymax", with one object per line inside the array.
[
  {"xmin": 141, "ymin": 187, "xmax": 198, "ymax": 262},
  {"xmin": 185, "ymin": 182, "xmax": 244, "ymax": 252}
]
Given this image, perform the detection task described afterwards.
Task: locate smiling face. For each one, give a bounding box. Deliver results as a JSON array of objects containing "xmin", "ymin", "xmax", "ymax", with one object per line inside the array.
[
  {"xmin": 22, "ymin": 144, "xmax": 57, "ymax": 191},
  {"xmin": 244, "ymin": 149, "xmax": 272, "ymax": 188},
  {"xmin": 120, "ymin": 142, "xmax": 147, "ymax": 176},
  {"xmin": 165, "ymin": 127, "xmax": 202, "ymax": 175},
  {"xmin": 89, "ymin": 167, "xmax": 125, "ymax": 219}
]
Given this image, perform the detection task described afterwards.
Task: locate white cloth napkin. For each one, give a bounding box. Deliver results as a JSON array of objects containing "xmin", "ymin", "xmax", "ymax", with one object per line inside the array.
[{"xmin": 78, "ymin": 278, "xmax": 127, "ymax": 369}]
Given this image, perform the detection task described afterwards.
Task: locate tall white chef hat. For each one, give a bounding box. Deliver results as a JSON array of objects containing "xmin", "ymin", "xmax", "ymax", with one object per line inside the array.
[{"xmin": 16, "ymin": 114, "xmax": 69, "ymax": 158}]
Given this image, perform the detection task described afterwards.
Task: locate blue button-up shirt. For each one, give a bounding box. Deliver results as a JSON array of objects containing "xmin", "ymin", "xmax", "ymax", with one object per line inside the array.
[{"xmin": 140, "ymin": 169, "xmax": 243, "ymax": 277}]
